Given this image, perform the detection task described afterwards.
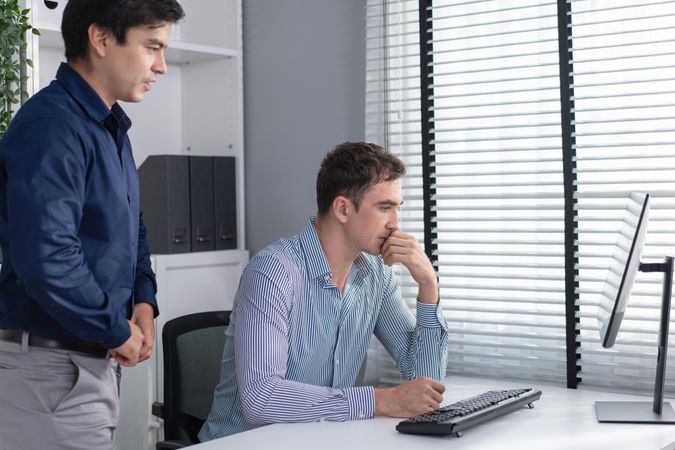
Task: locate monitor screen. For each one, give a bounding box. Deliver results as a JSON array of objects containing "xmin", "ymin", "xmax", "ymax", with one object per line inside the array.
[{"xmin": 597, "ymin": 192, "xmax": 650, "ymax": 349}]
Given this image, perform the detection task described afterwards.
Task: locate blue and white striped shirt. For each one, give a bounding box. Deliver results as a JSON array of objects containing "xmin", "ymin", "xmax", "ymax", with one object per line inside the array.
[{"xmin": 199, "ymin": 218, "xmax": 449, "ymax": 441}]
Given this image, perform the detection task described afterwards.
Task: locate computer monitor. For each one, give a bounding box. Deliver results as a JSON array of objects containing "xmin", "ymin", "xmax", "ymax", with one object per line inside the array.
[
  {"xmin": 597, "ymin": 192, "xmax": 650, "ymax": 349},
  {"xmin": 594, "ymin": 192, "xmax": 675, "ymax": 423}
]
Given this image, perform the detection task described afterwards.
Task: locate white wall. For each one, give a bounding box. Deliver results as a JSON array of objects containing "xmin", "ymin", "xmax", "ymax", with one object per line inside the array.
[{"xmin": 243, "ymin": 0, "xmax": 367, "ymax": 254}]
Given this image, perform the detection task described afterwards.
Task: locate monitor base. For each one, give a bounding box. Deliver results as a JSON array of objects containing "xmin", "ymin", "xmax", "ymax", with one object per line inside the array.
[{"xmin": 595, "ymin": 401, "xmax": 675, "ymax": 423}]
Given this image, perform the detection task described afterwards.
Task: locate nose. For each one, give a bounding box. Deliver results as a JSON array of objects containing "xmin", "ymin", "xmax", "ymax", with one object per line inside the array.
[
  {"xmin": 387, "ymin": 208, "xmax": 400, "ymax": 231},
  {"xmin": 153, "ymin": 49, "xmax": 167, "ymax": 75}
]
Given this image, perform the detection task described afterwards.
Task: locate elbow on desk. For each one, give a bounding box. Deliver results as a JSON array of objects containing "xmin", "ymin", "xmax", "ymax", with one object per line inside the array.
[
  {"xmin": 239, "ymin": 384, "xmax": 274, "ymax": 425},
  {"xmin": 240, "ymin": 403, "xmax": 268, "ymax": 425}
]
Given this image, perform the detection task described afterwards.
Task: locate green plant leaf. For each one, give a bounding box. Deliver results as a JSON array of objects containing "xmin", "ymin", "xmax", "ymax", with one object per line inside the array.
[{"xmin": 0, "ymin": 2, "xmax": 35, "ymax": 137}]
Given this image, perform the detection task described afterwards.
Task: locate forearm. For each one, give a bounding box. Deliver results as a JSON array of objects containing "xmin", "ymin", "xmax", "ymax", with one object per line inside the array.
[
  {"xmin": 240, "ymin": 378, "xmax": 374, "ymax": 425},
  {"xmin": 377, "ymin": 301, "xmax": 448, "ymax": 381},
  {"xmin": 134, "ymin": 212, "xmax": 158, "ymax": 314},
  {"xmin": 412, "ymin": 302, "xmax": 449, "ymax": 380},
  {"xmin": 416, "ymin": 279, "xmax": 439, "ymax": 304}
]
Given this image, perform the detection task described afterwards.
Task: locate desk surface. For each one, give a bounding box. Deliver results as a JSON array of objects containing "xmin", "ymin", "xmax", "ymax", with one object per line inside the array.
[{"xmin": 192, "ymin": 375, "xmax": 675, "ymax": 450}]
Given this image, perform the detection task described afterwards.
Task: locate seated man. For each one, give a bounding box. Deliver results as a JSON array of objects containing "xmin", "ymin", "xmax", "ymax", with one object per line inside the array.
[{"xmin": 199, "ymin": 142, "xmax": 449, "ymax": 440}]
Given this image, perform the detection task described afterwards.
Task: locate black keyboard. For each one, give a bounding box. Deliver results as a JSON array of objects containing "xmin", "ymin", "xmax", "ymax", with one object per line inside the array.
[{"xmin": 396, "ymin": 388, "xmax": 542, "ymax": 437}]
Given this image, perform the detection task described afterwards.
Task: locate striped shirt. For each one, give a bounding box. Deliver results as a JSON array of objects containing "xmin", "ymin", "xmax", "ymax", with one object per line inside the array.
[{"xmin": 199, "ymin": 218, "xmax": 449, "ymax": 441}]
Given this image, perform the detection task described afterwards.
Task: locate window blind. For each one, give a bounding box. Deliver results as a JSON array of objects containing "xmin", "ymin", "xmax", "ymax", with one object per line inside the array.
[
  {"xmin": 366, "ymin": 0, "xmax": 675, "ymax": 393},
  {"xmin": 366, "ymin": 0, "xmax": 569, "ymax": 384},
  {"xmin": 427, "ymin": 0, "xmax": 568, "ymax": 383},
  {"xmin": 571, "ymin": 0, "xmax": 675, "ymax": 394}
]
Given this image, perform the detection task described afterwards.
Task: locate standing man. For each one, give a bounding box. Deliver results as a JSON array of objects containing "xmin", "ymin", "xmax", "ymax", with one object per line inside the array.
[
  {"xmin": 0, "ymin": 1, "xmax": 184, "ymax": 449},
  {"xmin": 200, "ymin": 142, "xmax": 449, "ymax": 440}
]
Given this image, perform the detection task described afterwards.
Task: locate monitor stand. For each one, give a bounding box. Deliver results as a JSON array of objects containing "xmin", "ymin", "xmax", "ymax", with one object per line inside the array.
[
  {"xmin": 595, "ymin": 256, "xmax": 675, "ymax": 424},
  {"xmin": 596, "ymin": 401, "xmax": 675, "ymax": 423}
]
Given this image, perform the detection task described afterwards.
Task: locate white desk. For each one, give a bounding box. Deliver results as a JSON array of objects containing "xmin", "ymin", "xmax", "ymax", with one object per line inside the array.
[{"xmin": 191, "ymin": 375, "xmax": 675, "ymax": 450}]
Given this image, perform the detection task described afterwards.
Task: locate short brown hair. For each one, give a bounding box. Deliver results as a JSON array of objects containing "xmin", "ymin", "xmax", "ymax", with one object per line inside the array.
[
  {"xmin": 316, "ymin": 142, "xmax": 406, "ymax": 216},
  {"xmin": 62, "ymin": 0, "xmax": 185, "ymax": 62}
]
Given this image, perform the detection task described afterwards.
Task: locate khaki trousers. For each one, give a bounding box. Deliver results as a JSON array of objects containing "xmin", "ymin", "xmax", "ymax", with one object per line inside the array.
[{"xmin": 0, "ymin": 338, "xmax": 120, "ymax": 450}]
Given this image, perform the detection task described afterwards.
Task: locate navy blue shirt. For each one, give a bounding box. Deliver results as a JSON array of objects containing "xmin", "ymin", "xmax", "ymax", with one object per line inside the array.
[{"xmin": 0, "ymin": 63, "xmax": 157, "ymax": 348}]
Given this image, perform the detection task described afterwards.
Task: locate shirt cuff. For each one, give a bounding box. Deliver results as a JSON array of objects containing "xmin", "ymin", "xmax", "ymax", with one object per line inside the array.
[
  {"xmin": 134, "ymin": 281, "xmax": 159, "ymax": 318},
  {"xmin": 345, "ymin": 386, "xmax": 375, "ymax": 420},
  {"xmin": 416, "ymin": 300, "xmax": 444, "ymax": 328}
]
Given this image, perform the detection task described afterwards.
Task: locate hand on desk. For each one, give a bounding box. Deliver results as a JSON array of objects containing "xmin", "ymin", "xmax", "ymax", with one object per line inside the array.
[{"xmin": 374, "ymin": 376, "xmax": 445, "ymax": 418}]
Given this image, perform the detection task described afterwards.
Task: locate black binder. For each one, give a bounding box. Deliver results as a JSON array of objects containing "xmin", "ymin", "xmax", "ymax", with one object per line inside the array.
[
  {"xmin": 139, "ymin": 155, "xmax": 237, "ymax": 254},
  {"xmin": 189, "ymin": 156, "xmax": 215, "ymax": 252},
  {"xmin": 213, "ymin": 157, "xmax": 237, "ymax": 250},
  {"xmin": 138, "ymin": 155, "xmax": 191, "ymax": 254}
]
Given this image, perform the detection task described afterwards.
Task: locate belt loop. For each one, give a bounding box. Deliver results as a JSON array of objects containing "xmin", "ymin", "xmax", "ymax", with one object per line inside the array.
[{"xmin": 20, "ymin": 331, "xmax": 29, "ymax": 352}]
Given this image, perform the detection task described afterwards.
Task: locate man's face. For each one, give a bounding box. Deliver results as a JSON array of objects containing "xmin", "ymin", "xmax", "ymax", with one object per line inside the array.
[
  {"xmin": 347, "ymin": 179, "xmax": 402, "ymax": 256},
  {"xmin": 99, "ymin": 23, "xmax": 172, "ymax": 105}
]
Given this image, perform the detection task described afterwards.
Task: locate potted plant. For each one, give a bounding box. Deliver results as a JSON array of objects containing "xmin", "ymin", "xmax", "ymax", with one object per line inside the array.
[{"xmin": 0, "ymin": 0, "xmax": 39, "ymax": 137}]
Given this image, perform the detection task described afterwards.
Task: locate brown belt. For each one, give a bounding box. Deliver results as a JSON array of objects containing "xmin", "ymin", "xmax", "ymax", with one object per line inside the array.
[{"xmin": 0, "ymin": 329, "xmax": 109, "ymax": 358}]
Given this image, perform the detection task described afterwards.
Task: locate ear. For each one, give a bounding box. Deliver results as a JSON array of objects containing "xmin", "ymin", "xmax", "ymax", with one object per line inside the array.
[
  {"xmin": 332, "ymin": 195, "xmax": 352, "ymax": 224},
  {"xmin": 88, "ymin": 24, "xmax": 113, "ymax": 58}
]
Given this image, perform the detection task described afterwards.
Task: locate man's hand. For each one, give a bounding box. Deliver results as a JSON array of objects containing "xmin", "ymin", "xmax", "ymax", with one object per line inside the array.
[
  {"xmin": 381, "ymin": 230, "xmax": 438, "ymax": 304},
  {"xmin": 131, "ymin": 303, "xmax": 155, "ymax": 362},
  {"xmin": 109, "ymin": 321, "xmax": 145, "ymax": 367},
  {"xmin": 374, "ymin": 377, "xmax": 445, "ymax": 418}
]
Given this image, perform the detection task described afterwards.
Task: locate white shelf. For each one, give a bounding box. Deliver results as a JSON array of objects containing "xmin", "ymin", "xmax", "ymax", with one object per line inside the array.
[
  {"xmin": 36, "ymin": 26, "xmax": 240, "ymax": 64},
  {"xmin": 166, "ymin": 42, "xmax": 240, "ymax": 64}
]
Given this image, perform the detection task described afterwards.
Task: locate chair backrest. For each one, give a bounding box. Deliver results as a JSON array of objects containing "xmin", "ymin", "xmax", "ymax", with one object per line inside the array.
[{"xmin": 162, "ymin": 310, "xmax": 231, "ymax": 444}]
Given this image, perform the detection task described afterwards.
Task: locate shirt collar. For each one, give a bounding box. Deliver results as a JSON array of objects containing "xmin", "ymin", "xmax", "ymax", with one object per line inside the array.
[
  {"xmin": 299, "ymin": 217, "xmax": 332, "ymax": 280},
  {"xmin": 55, "ymin": 63, "xmax": 132, "ymax": 133},
  {"xmin": 104, "ymin": 103, "xmax": 132, "ymax": 143},
  {"xmin": 298, "ymin": 217, "xmax": 375, "ymax": 281},
  {"xmin": 353, "ymin": 251, "xmax": 375, "ymax": 277}
]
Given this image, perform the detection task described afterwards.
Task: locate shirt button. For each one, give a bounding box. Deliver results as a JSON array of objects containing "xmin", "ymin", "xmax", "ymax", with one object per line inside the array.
[
  {"xmin": 335, "ymin": 358, "xmax": 339, "ymax": 365},
  {"xmin": 359, "ymin": 411, "xmax": 365, "ymax": 419}
]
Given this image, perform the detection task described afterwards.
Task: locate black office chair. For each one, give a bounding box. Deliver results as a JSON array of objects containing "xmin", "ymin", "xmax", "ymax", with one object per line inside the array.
[{"xmin": 152, "ymin": 310, "xmax": 231, "ymax": 449}]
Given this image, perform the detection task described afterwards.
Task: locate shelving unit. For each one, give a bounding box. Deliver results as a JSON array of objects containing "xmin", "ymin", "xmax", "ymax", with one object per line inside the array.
[{"xmin": 23, "ymin": 1, "xmax": 248, "ymax": 449}]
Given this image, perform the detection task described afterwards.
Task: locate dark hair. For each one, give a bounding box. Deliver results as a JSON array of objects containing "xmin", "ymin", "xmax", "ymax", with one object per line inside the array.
[
  {"xmin": 316, "ymin": 142, "xmax": 406, "ymax": 216},
  {"xmin": 62, "ymin": 0, "xmax": 185, "ymax": 62}
]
